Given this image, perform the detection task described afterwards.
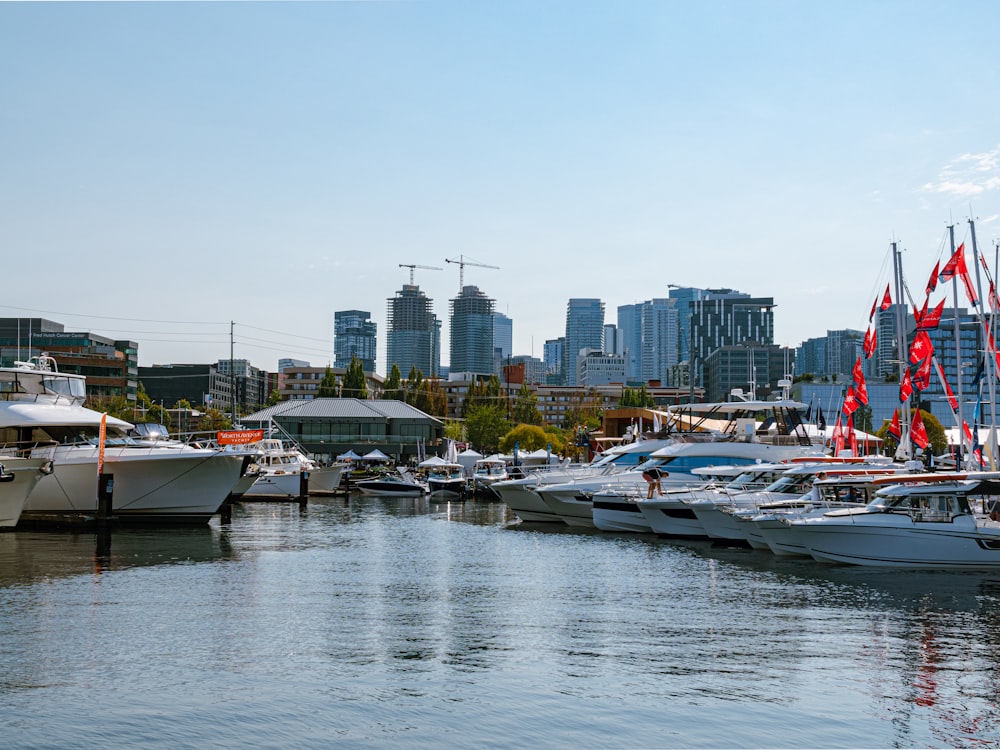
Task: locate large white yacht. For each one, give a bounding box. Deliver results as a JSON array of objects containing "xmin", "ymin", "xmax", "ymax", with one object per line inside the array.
[
  {"xmin": 0, "ymin": 356, "xmax": 244, "ymax": 524},
  {"xmin": 239, "ymin": 439, "xmax": 345, "ymax": 499},
  {"xmin": 788, "ymin": 472, "xmax": 1000, "ymax": 568},
  {"xmin": 0, "ymin": 454, "xmax": 55, "ymax": 527}
]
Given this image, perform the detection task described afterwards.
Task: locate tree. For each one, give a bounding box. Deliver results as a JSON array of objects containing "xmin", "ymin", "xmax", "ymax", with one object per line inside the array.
[
  {"xmin": 512, "ymin": 383, "xmax": 543, "ymax": 425},
  {"xmin": 342, "ymin": 355, "xmax": 368, "ymax": 399},
  {"xmin": 465, "ymin": 403, "xmax": 510, "ymax": 455},
  {"xmin": 84, "ymin": 395, "xmax": 133, "ymax": 422},
  {"xmin": 405, "ymin": 366, "xmax": 423, "ymax": 406},
  {"xmin": 266, "ymin": 389, "xmax": 282, "ymax": 406},
  {"xmin": 200, "ymin": 407, "xmax": 231, "ymax": 431},
  {"xmin": 444, "ymin": 420, "xmax": 465, "ymax": 442},
  {"xmin": 875, "ymin": 408, "xmax": 947, "ymax": 457},
  {"xmin": 383, "ymin": 363, "xmax": 403, "ymax": 400},
  {"xmin": 317, "ymin": 366, "xmax": 339, "ymax": 398},
  {"xmin": 416, "ymin": 378, "xmax": 446, "ymax": 417},
  {"xmin": 853, "ymin": 403, "xmax": 874, "ymax": 434},
  {"xmin": 499, "ymin": 424, "xmax": 552, "ymax": 453}
]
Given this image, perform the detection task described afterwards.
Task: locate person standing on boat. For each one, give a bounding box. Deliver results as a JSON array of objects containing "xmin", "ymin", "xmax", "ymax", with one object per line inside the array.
[{"xmin": 643, "ymin": 466, "xmax": 667, "ymax": 498}]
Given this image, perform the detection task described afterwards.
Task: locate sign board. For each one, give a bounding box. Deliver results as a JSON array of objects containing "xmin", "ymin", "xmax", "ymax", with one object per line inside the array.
[{"xmin": 217, "ymin": 429, "xmax": 265, "ymax": 445}]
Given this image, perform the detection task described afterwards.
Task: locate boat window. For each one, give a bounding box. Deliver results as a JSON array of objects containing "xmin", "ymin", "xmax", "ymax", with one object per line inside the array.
[{"xmin": 42, "ymin": 375, "xmax": 86, "ymax": 399}]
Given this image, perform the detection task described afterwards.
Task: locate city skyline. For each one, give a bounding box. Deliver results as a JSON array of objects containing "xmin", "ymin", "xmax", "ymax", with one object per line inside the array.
[{"xmin": 4, "ymin": 2, "xmax": 1000, "ymax": 372}]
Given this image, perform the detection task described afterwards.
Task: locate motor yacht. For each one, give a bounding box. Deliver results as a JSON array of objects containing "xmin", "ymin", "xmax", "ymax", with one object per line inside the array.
[
  {"xmin": 789, "ymin": 472, "xmax": 1000, "ymax": 567},
  {"xmin": 355, "ymin": 469, "xmax": 427, "ymax": 497},
  {"xmin": 0, "ymin": 356, "xmax": 244, "ymax": 524},
  {"xmin": 0, "ymin": 453, "xmax": 54, "ymax": 527}
]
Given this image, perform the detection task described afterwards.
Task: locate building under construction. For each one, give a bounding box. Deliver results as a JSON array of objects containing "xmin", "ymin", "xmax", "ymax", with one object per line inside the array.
[{"xmin": 386, "ymin": 284, "xmax": 441, "ymax": 378}]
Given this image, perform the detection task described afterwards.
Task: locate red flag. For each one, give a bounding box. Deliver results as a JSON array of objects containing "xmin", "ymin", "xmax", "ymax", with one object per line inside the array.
[
  {"xmin": 939, "ymin": 243, "xmax": 964, "ymax": 282},
  {"xmin": 909, "ymin": 330, "xmax": 934, "ymax": 363},
  {"xmin": 913, "ymin": 297, "xmax": 928, "ymax": 328},
  {"xmin": 842, "ymin": 386, "xmax": 859, "ymax": 416},
  {"xmin": 851, "ymin": 356, "xmax": 864, "ymax": 383},
  {"xmin": 847, "ymin": 414, "xmax": 858, "ymax": 456},
  {"xmin": 888, "ymin": 408, "xmax": 901, "ymax": 439},
  {"xmin": 832, "ymin": 413, "xmax": 845, "ymax": 454},
  {"xmin": 916, "ymin": 298, "xmax": 945, "ymax": 330},
  {"xmin": 933, "ymin": 359, "xmax": 958, "ymax": 410},
  {"xmin": 913, "ymin": 353, "xmax": 933, "ymax": 391},
  {"xmin": 880, "ymin": 284, "xmax": 892, "ymax": 311},
  {"xmin": 863, "ymin": 326, "xmax": 877, "ymax": 359},
  {"xmin": 899, "ymin": 368, "xmax": 913, "ymax": 402},
  {"xmin": 851, "ymin": 357, "xmax": 869, "ymax": 404},
  {"xmin": 940, "ymin": 243, "xmax": 978, "ymax": 305},
  {"xmin": 910, "ymin": 409, "xmax": 929, "ymax": 450},
  {"xmin": 926, "ymin": 261, "xmax": 940, "ymax": 295}
]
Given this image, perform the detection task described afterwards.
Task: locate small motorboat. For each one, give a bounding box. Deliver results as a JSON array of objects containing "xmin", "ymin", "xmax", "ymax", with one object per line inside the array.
[{"xmin": 354, "ymin": 470, "xmax": 427, "ymax": 497}]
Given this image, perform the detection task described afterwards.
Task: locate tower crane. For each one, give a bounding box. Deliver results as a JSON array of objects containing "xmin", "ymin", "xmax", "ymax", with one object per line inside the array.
[
  {"xmin": 398, "ymin": 264, "xmax": 442, "ymax": 285},
  {"xmin": 445, "ymin": 255, "xmax": 499, "ymax": 290}
]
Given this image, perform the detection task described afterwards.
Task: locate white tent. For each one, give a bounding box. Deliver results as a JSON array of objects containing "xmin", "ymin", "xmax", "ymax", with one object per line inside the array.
[
  {"xmin": 361, "ymin": 449, "xmax": 391, "ymax": 462},
  {"xmin": 417, "ymin": 455, "xmax": 449, "ymax": 468},
  {"xmin": 337, "ymin": 449, "xmax": 362, "ymax": 461},
  {"xmin": 457, "ymin": 448, "xmax": 482, "ymax": 476}
]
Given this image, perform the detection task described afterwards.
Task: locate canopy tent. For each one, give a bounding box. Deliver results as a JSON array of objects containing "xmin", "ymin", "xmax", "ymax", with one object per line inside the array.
[
  {"xmin": 417, "ymin": 456, "xmax": 449, "ymax": 468},
  {"xmin": 337, "ymin": 449, "xmax": 362, "ymax": 461},
  {"xmin": 361, "ymin": 449, "xmax": 391, "ymax": 462},
  {"xmin": 456, "ymin": 448, "xmax": 483, "ymax": 476}
]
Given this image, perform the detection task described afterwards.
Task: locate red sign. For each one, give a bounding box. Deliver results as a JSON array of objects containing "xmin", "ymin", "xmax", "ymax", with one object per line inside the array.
[{"xmin": 217, "ymin": 429, "xmax": 265, "ymax": 445}]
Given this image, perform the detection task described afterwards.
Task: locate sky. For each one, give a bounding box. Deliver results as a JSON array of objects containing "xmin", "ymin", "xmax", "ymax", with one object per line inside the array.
[{"xmin": 4, "ymin": 1, "xmax": 1000, "ymax": 375}]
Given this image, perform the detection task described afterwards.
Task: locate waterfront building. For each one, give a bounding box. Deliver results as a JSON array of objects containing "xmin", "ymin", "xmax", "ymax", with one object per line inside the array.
[
  {"xmin": 795, "ymin": 337, "xmax": 827, "ymax": 378},
  {"xmin": 0, "ymin": 317, "xmax": 138, "ymax": 402},
  {"xmin": 386, "ymin": 284, "xmax": 441, "ymax": 379},
  {"xmin": 240, "ymin": 398, "xmax": 442, "ymax": 464},
  {"xmin": 334, "ymin": 310, "xmax": 377, "ymax": 372},
  {"xmin": 564, "ymin": 299, "xmax": 605, "ymax": 386},
  {"xmin": 450, "ymin": 285, "xmax": 495, "ymax": 378}
]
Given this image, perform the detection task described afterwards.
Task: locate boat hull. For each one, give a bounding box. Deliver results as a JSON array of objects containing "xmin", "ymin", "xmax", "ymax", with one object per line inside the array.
[{"xmin": 0, "ymin": 457, "xmax": 52, "ymax": 528}]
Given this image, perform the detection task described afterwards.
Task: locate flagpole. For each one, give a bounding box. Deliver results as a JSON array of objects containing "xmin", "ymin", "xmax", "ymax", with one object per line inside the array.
[
  {"xmin": 891, "ymin": 241, "xmax": 912, "ymax": 459},
  {"xmin": 969, "ymin": 217, "xmax": 998, "ymax": 468},
  {"xmin": 946, "ymin": 224, "xmax": 969, "ymax": 467}
]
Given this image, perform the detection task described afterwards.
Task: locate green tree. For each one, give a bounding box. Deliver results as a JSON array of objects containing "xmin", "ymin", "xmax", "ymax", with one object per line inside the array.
[
  {"xmin": 342, "ymin": 355, "xmax": 368, "ymax": 399},
  {"xmin": 854, "ymin": 403, "xmax": 874, "ymax": 434},
  {"xmin": 416, "ymin": 378, "xmax": 446, "ymax": 417},
  {"xmin": 147, "ymin": 403, "xmax": 172, "ymax": 428},
  {"xmin": 200, "ymin": 407, "xmax": 231, "ymax": 431},
  {"xmin": 84, "ymin": 395, "xmax": 134, "ymax": 422},
  {"xmin": 465, "ymin": 403, "xmax": 511, "ymax": 455},
  {"xmin": 317, "ymin": 366, "xmax": 339, "ymax": 398},
  {"xmin": 404, "ymin": 366, "xmax": 423, "ymax": 406},
  {"xmin": 875, "ymin": 408, "xmax": 947, "ymax": 456},
  {"xmin": 500, "ymin": 424, "xmax": 552, "ymax": 453},
  {"xmin": 266, "ymin": 389, "xmax": 282, "ymax": 406},
  {"xmin": 512, "ymin": 383, "xmax": 543, "ymax": 425},
  {"xmin": 383, "ymin": 363, "xmax": 403, "ymax": 400},
  {"xmin": 444, "ymin": 420, "xmax": 465, "ymax": 442}
]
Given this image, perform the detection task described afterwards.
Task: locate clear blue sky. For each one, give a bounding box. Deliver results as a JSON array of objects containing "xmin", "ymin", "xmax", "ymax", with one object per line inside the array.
[{"xmin": 3, "ymin": 1, "xmax": 1000, "ymax": 373}]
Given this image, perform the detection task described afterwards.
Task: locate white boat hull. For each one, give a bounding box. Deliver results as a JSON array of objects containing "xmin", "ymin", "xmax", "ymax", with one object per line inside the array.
[
  {"xmin": 0, "ymin": 457, "xmax": 52, "ymax": 528},
  {"xmin": 21, "ymin": 446, "xmax": 244, "ymax": 523}
]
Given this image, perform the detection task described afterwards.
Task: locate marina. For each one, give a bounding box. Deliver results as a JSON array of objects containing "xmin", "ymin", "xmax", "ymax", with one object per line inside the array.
[{"xmin": 3, "ymin": 494, "xmax": 1000, "ymax": 748}]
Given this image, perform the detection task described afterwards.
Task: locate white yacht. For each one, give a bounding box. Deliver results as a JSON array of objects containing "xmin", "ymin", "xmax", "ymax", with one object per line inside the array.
[
  {"xmin": 493, "ymin": 438, "xmax": 673, "ymax": 523},
  {"xmin": 789, "ymin": 472, "xmax": 1000, "ymax": 567},
  {"xmin": 471, "ymin": 458, "xmax": 508, "ymax": 497},
  {"xmin": 541, "ymin": 398, "xmax": 825, "ymax": 529},
  {"xmin": 1, "ymin": 357, "xmax": 244, "ymax": 524},
  {"xmin": 240, "ymin": 439, "xmax": 345, "ymax": 499},
  {"xmin": 0, "ymin": 454, "xmax": 54, "ymax": 527}
]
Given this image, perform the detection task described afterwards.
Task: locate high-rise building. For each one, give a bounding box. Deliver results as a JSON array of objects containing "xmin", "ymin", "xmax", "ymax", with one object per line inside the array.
[
  {"xmin": 334, "ymin": 310, "xmax": 377, "ymax": 372},
  {"xmin": 450, "ymin": 285, "xmax": 495, "ymax": 377},
  {"xmin": 617, "ymin": 304, "xmax": 643, "ymax": 381},
  {"xmin": 640, "ymin": 298, "xmax": 678, "ymax": 385},
  {"xmin": 543, "ymin": 338, "xmax": 564, "ymax": 382},
  {"xmin": 564, "ymin": 299, "xmax": 605, "ymax": 386},
  {"xmin": 493, "ymin": 311, "xmax": 513, "ymax": 372},
  {"xmin": 689, "ymin": 290, "xmax": 775, "ymax": 389},
  {"xmin": 386, "ymin": 284, "xmax": 441, "ymax": 378}
]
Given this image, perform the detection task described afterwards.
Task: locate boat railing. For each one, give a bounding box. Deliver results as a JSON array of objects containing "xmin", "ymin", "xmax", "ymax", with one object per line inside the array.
[{"xmin": 0, "ymin": 439, "xmax": 59, "ymax": 460}]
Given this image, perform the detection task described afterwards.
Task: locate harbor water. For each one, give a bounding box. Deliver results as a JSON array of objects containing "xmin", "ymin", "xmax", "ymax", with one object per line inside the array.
[{"xmin": 3, "ymin": 495, "xmax": 1000, "ymax": 748}]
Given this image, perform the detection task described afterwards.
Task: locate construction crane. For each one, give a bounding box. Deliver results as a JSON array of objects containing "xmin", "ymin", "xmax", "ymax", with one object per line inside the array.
[
  {"xmin": 445, "ymin": 255, "xmax": 499, "ymax": 290},
  {"xmin": 398, "ymin": 264, "xmax": 442, "ymax": 285}
]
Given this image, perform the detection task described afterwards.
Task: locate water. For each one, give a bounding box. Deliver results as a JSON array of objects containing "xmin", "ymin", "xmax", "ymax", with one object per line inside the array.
[{"xmin": 3, "ymin": 496, "xmax": 1000, "ymax": 748}]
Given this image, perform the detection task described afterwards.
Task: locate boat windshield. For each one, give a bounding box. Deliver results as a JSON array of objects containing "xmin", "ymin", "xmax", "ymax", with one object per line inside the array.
[
  {"xmin": 763, "ymin": 472, "xmax": 816, "ymax": 495},
  {"xmin": 867, "ymin": 491, "xmax": 972, "ymax": 518},
  {"xmin": 42, "ymin": 374, "xmax": 87, "ymax": 400}
]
